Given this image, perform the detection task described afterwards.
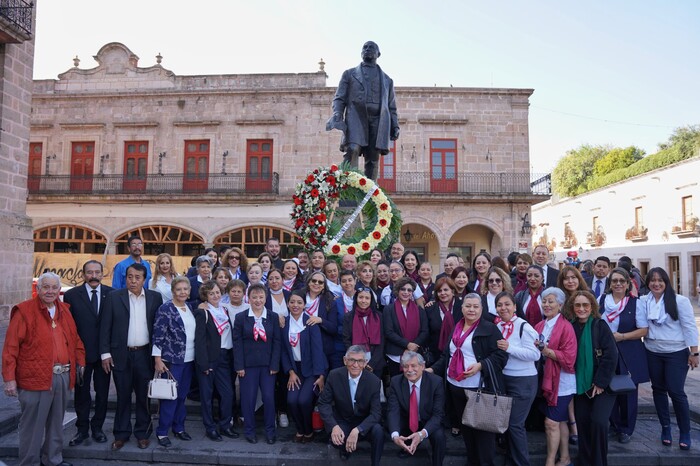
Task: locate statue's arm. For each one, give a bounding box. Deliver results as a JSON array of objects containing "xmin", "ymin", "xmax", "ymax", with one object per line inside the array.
[{"xmin": 387, "ymin": 78, "xmax": 399, "ymax": 140}]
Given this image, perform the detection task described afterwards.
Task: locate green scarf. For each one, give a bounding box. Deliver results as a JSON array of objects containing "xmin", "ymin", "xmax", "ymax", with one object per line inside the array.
[{"xmin": 575, "ymin": 316, "xmax": 594, "ymax": 395}]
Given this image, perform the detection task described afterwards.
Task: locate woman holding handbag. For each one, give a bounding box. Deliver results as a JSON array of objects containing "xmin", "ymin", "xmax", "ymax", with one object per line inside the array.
[
  {"xmin": 599, "ymin": 267, "xmax": 648, "ymax": 444},
  {"xmin": 428, "ymin": 292, "xmax": 508, "ymax": 466},
  {"xmin": 567, "ymin": 291, "xmax": 618, "ymax": 466},
  {"xmin": 152, "ymin": 277, "xmax": 196, "ymax": 447},
  {"xmin": 535, "ymin": 287, "xmax": 578, "ymax": 466}
]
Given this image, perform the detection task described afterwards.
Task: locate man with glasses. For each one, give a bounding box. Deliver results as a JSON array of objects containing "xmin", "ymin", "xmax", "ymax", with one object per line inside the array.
[
  {"xmin": 112, "ymin": 235, "xmax": 151, "ymax": 290},
  {"xmin": 318, "ymin": 345, "xmax": 384, "ymax": 465}
]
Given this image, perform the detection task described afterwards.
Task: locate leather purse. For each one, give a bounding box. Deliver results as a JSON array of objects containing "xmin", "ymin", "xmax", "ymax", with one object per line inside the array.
[
  {"xmin": 607, "ymin": 349, "xmax": 636, "ymax": 394},
  {"xmin": 148, "ymin": 370, "xmax": 178, "ymax": 400},
  {"xmin": 461, "ymin": 359, "xmax": 513, "ymax": 434}
]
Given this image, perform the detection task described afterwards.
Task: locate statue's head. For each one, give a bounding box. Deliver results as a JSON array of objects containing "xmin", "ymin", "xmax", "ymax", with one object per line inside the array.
[{"xmin": 361, "ymin": 41, "xmax": 380, "ymax": 63}]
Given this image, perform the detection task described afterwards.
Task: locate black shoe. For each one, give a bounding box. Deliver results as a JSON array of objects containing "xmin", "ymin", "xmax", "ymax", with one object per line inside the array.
[
  {"xmin": 266, "ymin": 436, "xmax": 276, "ymax": 445},
  {"xmin": 92, "ymin": 430, "xmax": 108, "ymax": 443},
  {"xmin": 69, "ymin": 432, "xmax": 89, "ymax": 446},
  {"xmin": 246, "ymin": 436, "xmax": 258, "ymax": 444},
  {"xmin": 339, "ymin": 449, "xmax": 350, "ymax": 460},
  {"xmin": 157, "ymin": 436, "xmax": 171, "ymax": 448},
  {"xmin": 174, "ymin": 431, "xmax": 192, "ymax": 441},
  {"xmin": 206, "ymin": 430, "xmax": 223, "ymax": 442},
  {"xmin": 221, "ymin": 427, "xmax": 240, "ymax": 439},
  {"xmin": 619, "ymin": 432, "xmax": 631, "ymax": 444}
]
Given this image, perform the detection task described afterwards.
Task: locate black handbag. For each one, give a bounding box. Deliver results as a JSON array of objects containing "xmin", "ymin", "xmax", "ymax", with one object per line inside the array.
[{"xmin": 607, "ymin": 347, "xmax": 636, "ymax": 394}]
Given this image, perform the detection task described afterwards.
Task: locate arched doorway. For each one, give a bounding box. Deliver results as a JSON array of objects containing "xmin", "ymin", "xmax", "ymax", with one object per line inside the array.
[
  {"xmin": 214, "ymin": 226, "xmax": 300, "ymax": 260},
  {"xmin": 34, "ymin": 224, "xmax": 107, "ymax": 254},
  {"xmin": 447, "ymin": 224, "xmax": 501, "ymax": 266},
  {"xmin": 400, "ymin": 223, "xmax": 440, "ymax": 268},
  {"xmin": 114, "ymin": 225, "xmax": 204, "ymax": 256}
]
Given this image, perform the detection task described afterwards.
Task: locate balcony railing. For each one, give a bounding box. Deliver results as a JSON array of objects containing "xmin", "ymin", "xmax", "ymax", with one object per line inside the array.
[
  {"xmin": 0, "ymin": 0, "xmax": 33, "ymax": 41},
  {"xmin": 377, "ymin": 172, "xmax": 551, "ymax": 196},
  {"xmin": 28, "ymin": 173, "xmax": 280, "ymax": 195}
]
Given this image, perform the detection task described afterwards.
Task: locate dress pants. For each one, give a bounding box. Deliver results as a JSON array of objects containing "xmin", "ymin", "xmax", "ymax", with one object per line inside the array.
[
  {"xmin": 74, "ymin": 359, "xmax": 110, "ymax": 435},
  {"xmin": 573, "ymin": 392, "xmax": 616, "ymax": 466},
  {"xmin": 610, "ymin": 385, "xmax": 639, "ymax": 436},
  {"xmin": 18, "ymin": 371, "xmax": 69, "ymax": 466},
  {"xmin": 449, "ymin": 383, "xmax": 496, "ymax": 466},
  {"xmin": 287, "ymin": 361, "xmax": 318, "ymax": 435},
  {"xmin": 335, "ymin": 420, "xmax": 384, "ymax": 466},
  {"xmin": 112, "ymin": 347, "xmax": 152, "ymax": 441},
  {"xmin": 157, "ymin": 361, "xmax": 194, "ymax": 436},
  {"xmin": 504, "ymin": 374, "xmax": 538, "ymax": 466},
  {"xmin": 198, "ymin": 349, "xmax": 233, "ymax": 433},
  {"xmin": 646, "ymin": 348, "xmax": 691, "ymax": 435},
  {"xmin": 275, "ymin": 371, "xmax": 289, "ymax": 415},
  {"xmin": 395, "ymin": 425, "xmax": 446, "ymax": 466},
  {"xmin": 239, "ymin": 365, "xmax": 276, "ymax": 439}
]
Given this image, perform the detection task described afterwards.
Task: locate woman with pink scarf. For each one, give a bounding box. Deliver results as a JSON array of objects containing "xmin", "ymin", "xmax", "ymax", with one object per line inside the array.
[
  {"xmin": 427, "ymin": 292, "xmax": 508, "ymax": 466},
  {"xmin": 535, "ymin": 287, "xmax": 578, "ymax": 466}
]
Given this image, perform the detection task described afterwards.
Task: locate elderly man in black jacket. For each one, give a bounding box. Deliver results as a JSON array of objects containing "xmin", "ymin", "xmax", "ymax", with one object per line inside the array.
[{"xmin": 326, "ymin": 41, "xmax": 399, "ymax": 180}]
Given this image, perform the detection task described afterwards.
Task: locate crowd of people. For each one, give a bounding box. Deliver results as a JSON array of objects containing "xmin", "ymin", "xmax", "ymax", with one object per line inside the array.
[{"xmin": 2, "ymin": 237, "xmax": 699, "ymax": 466}]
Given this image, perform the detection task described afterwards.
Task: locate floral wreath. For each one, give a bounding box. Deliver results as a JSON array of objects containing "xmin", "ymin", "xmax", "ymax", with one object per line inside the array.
[{"xmin": 291, "ymin": 164, "xmax": 402, "ymax": 257}]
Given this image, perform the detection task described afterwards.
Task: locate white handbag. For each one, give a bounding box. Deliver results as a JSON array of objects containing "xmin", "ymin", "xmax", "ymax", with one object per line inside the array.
[{"xmin": 148, "ymin": 370, "xmax": 178, "ymax": 400}]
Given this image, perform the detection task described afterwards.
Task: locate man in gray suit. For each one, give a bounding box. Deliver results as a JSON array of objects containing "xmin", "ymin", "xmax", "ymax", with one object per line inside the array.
[{"xmin": 327, "ymin": 41, "xmax": 400, "ymax": 180}]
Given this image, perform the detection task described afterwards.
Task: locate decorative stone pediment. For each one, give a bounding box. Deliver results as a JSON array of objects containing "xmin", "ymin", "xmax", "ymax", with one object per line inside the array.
[{"xmin": 93, "ymin": 42, "xmax": 140, "ymax": 74}]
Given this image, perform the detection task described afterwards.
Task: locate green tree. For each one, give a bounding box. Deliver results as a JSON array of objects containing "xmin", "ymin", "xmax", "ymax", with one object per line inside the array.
[
  {"xmin": 658, "ymin": 125, "xmax": 700, "ymax": 157},
  {"xmin": 593, "ymin": 146, "xmax": 645, "ymax": 177},
  {"xmin": 552, "ymin": 144, "xmax": 609, "ymax": 197}
]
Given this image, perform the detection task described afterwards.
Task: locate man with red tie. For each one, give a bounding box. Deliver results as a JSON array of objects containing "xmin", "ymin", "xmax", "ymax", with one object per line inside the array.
[{"xmin": 386, "ymin": 351, "xmax": 446, "ymax": 466}]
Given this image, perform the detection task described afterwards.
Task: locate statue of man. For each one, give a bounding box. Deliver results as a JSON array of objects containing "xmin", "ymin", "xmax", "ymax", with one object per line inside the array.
[{"xmin": 326, "ymin": 41, "xmax": 400, "ymax": 180}]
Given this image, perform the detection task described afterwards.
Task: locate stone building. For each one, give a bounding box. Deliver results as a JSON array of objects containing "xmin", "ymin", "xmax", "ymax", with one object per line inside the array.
[
  {"xmin": 27, "ymin": 42, "xmax": 549, "ymax": 286},
  {"xmin": 0, "ymin": 1, "xmax": 35, "ymax": 320},
  {"xmin": 531, "ymin": 156, "xmax": 700, "ymax": 298}
]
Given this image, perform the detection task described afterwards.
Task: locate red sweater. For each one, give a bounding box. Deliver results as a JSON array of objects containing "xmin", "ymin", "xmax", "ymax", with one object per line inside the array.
[{"xmin": 2, "ymin": 296, "xmax": 85, "ymax": 390}]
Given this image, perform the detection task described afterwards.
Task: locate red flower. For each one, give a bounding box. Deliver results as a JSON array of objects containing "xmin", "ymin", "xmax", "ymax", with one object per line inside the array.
[
  {"xmin": 372, "ymin": 231, "xmax": 381, "ymax": 240},
  {"xmin": 318, "ymin": 213, "xmax": 327, "ymax": 222},
  {"xmin": 359, "ymin": 178, "xmax": 367, "ymax": 186},
  {"xmin": 306, "ymin": 175, "xmax": 315, "ymax": 184},
  {"xmin": 379, "ymin": 219, "xmax": 387, "ymax": 227},
  {"xmin": 318, "ymin": 226, "xmax": 327, "ymax": 234},
  {"xmin": 294, "ymin": 197, "xmax": 302, "ymax": 206},
  {"xmin": 311, "ymin": 188, "xmax": 319, "ymax": 198},
  {"xmin": 361, "ymin": 242, "xmax": 370, "ymax": 251},
  {"xmin": 309, "ymin": 237, "xmax": 318, "ymax": 245},
  {"xmin": 331, "ymin": 245, "xmax": 341, "ymax": 254},
  {"xmin": 327, "ymin": 175, "xmax": 336, "ymax": 185},
  {"xmin": 319, "ymin": 199, "xmax": 327, "ymax": 209},
  {"xmin": 307, "ymin": 217, "xmax": 315, "ymax": 226},
  {"xmin": 373, "ymin": 189, "xmax": 380, "ymax": 196},
  {"xmin": 314, "ymin": 169, "xmax": 319, "ymax": 174},
  {"xmin": 295, "ymin": 218, "xmax": 304, "ymax": 228},
  {"xmin": 347, "ymin": 246, "xmax": 356, "ymax": 255},
  {"xmin": 330, "ymin": 164, "xmax": 338, "ymax": 172},
  {"xmin": 380, "ymin": 203, "xmax": 388, "ymax": 211}
]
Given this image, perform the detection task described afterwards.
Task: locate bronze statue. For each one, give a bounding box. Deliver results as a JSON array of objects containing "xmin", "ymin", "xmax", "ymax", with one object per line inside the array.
[{"xmin": 326, "ymin": 41, "xmax": 400, "ymax": 180}]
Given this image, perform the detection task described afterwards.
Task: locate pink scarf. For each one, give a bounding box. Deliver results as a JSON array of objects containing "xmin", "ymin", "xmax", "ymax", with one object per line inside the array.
[
  {"xmin": 535, "ymin": 316, "xmax": 577, "ymax": 407},
  {"xmin": 352, "ymin": 306, "xmax": 382, "ymax": 350},
  {"xmin": 447, "ymin": 319, "xmax": 479, "ymax": 381},
  {"xmin": 525, "ymin": 287, "xmax": 543, "ymax": 326},
  {"xmin": 437, "ymin": 300, "xmax": 456, "ymax": 352},
  {"xmin": 394, "ymin": 300, "xmax": 420, "ymax": 342}
]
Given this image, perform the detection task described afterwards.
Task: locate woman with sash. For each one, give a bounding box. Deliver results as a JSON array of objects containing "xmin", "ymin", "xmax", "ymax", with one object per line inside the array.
[{"xmin": 343, "ymin": 287, "xmax": 385, "ymax": 375}]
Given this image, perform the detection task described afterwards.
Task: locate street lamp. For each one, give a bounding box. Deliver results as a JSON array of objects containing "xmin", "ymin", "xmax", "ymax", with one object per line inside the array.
[{"xmin": 403, "ymin": 228, "xmax": 414, "ymax": 243}]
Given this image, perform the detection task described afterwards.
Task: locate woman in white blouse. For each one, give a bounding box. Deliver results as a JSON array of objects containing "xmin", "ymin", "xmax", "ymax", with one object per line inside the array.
[
  {"xmin": 637, "ymin": 267, "xmax": 699, "ymax": 450},
  {"xmin": 150, "ymin": 253, "xmax": 178, "ymax": 302}
]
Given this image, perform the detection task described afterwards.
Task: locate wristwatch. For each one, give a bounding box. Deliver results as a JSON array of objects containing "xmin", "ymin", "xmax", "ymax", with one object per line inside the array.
[{"xmin": 691, "ymin": 352, "xmax": 699, "ymax": 357}]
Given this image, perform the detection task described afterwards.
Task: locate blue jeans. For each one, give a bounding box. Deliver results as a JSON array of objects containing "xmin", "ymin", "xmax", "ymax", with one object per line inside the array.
[{"xmin": 646, "ymin": 348, "xmax": 690, "ymax": 434}]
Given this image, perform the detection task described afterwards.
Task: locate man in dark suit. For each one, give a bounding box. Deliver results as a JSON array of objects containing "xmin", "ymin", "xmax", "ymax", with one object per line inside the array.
[
  {"xmin": 387, "ymin": 351, "xmax": 445, "ymax": 466},
  {"xmin": 585, "ymin": 256, "xmax": 611, "ymax": 300},
  {"xmin": 533, "ymin": 244, "xmax": 559, "ymax": 288},
  {"xmin": 318, "ymin": 345, "xmax": 384, "ymax": 465},
  {"xmin": 326, "ymin": 41, "xmax": 400, "ymax": 180},
  {"xmin": 99, "ymin": 263, "xmax": 162, "ymax": 451},
  {"xmin": 63, "ymin": 260, "xmax": 113, "ymax": 446}
]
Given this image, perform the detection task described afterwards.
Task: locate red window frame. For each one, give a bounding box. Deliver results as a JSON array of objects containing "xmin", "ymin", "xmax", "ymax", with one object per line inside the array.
[
  {"xmin": 70, "ymin": 141, "xmax": 95, "ymax": 192},
  {"xmin": 28, "ymin": 142, "xmax": 42, "ymax": 192},
  {"xmin": 377, "ymin": 141, "xmax": 396, "ymax": 192},
  {"xmin": 183, "ymin": 139, "xmax": 210, "ymax": 192},
  {"xmin": 246, "ymin": 139, "xmax": 273, "ymax": 192},
  {"xmin": 123, "ymin": 141, "xmax": 149, "ymax": 192},
  {"xmin": 429, "ymin": 138, "xmax": 457, "ymax": 193}
]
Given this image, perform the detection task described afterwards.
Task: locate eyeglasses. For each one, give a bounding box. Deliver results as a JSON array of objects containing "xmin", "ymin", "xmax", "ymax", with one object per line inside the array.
[
  {"xmin": 229, "ymin": 256, "xmax": 240, "ymax": 261},
  {"xmin": 346, "ymin": 358, "xmax": 367, "ymax": 366},
  {"xmin": 309, "ymin": 279, "xmax": 325, "ymax": 285},
  {"xmin": 610, "ymin": 278, "xmax": 627, "ymax": 285},
  {"xmin": 574, "ymin": 302, "xmax": 592, "ymax": 309},
  {"xmin": 389, "ymin": 269, "xmax": 402, "ymax": 274},
  {"xmin": 488, "ymin": 278, "xmax": 502, "ymax": 284},
  {"xmin": 399, "ymin": 287, "xmax": 414, "ymax": 292}
]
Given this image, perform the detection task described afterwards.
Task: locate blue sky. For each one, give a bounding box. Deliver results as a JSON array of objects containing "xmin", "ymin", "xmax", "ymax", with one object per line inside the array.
[{"xmin": 32, "ymin": 0, "xmax": 699, "ymax": 173}]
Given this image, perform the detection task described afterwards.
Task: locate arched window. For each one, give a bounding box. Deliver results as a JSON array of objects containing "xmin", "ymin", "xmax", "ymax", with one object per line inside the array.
[
  {"xmin": 34, "ymin": 225, "xmax": 107, "ymax": 253},
  {"xmin": 115, "ymin": 225, "xmax": 204, "ymax": 256},
  {"xmin": 214, "ymin": 226, "xmax": 300, "ymax": 260}
]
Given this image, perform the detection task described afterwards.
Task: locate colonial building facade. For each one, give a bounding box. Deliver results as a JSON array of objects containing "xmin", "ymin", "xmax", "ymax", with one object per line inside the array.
[
  {"xmin": 27, "ymin": 42, "xmax": 549, "ymax": 286},
  {"xmin": 531, "ymin": 156, "xmax": 700, "ymax": 298}
]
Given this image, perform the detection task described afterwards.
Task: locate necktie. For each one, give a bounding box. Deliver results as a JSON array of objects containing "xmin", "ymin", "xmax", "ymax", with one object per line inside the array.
[
  {"xmin": 91, "ymin": 289, "xmax": 99, "ymax": 315},
  {"xmin": 594, "ymin": 280, "xmax": 602, "ymax": 298},
  {"xmin": 409, "ymin": 384, "xmax": 419, "ymax": 432},
  {"xmin": 350, "ymin": 379, "xmax": 357, "ymax": 409}
]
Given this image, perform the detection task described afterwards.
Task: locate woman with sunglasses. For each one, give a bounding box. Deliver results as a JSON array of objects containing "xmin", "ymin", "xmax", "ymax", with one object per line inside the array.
[
  {"xmin": 343, "ymin": 287, "xmax": 385, "ymax": 375},
  {"xmin": 380, "ymin": 261, "xmax": 425, "ymax": 307},
  {"xmin": 302, "ymin": 271, "xmax": 339, "ymax": 371},
  {"xmin": 481, "ymin": 267, "xmax": 515, "ymax": 322},
  {"xmin": 222, "ymin": 248, "xmax": 248, "ymax": 284},
  {"xmin": 599, "ymin": 267, "xmax": 648, "ymax": 444},
  {"xmin": 637, "ymin": 267, "xmax": 698, "ymax": 450},
  {"xmin": 383, "ymin": 277, "xmax": 428, "ymax": 377}
]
